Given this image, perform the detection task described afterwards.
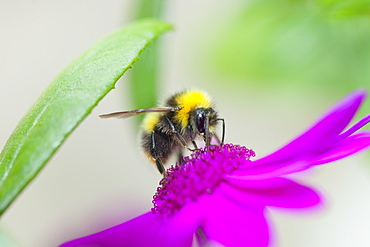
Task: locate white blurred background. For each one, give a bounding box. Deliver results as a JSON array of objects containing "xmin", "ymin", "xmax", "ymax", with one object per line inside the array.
[{"xmin": 1, "ymin": 1, "xmax": 370, "ymax": 246}]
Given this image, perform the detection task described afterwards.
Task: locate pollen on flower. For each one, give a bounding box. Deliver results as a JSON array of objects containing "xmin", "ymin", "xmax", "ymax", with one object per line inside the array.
[{"xmin": 151, "ymin": 144, "xmax": 255, "ymax": 217}]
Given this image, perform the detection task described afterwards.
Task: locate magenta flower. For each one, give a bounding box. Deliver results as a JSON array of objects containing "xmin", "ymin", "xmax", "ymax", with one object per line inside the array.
[{"xmin": 61, "ymin": 90, "xmax": 370, "ymax": 247}]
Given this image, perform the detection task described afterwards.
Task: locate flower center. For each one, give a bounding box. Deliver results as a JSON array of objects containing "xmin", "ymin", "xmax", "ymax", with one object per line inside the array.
[{"xmin": 151, "ymin": 144, "xmax": 255, "ymax": 217}]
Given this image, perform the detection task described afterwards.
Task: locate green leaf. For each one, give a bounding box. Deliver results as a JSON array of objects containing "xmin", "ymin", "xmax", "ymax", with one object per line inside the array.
[
  {"xmin": 0, "ymin": 19, "xmax": 172, "ymax": 216},
  {"xmin": 129, "ymin": 0, "xmax": 167, "ymax": 125}
]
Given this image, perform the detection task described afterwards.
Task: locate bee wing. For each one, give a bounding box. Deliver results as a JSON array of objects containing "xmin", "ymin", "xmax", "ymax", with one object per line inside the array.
[{"xmin": 99, "ymin": 106, "xmax": 179, "ymax": 119}]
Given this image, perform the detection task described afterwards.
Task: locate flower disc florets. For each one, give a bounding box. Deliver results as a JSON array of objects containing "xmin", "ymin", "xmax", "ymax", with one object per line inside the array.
[{"xmin": 151, "ymin": 144, "xmax": 255, "ymax": 217}]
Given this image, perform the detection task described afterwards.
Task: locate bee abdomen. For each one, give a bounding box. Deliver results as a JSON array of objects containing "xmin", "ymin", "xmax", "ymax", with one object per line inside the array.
[{"xmin": 141, "ymin": 129, "xmax": 176, "ymax": 163}]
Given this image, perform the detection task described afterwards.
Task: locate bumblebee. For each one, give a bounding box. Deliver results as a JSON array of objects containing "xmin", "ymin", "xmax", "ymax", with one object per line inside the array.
[{"xmin": 100, "ymin": 90, "xmax": 225, "ymax": 175}]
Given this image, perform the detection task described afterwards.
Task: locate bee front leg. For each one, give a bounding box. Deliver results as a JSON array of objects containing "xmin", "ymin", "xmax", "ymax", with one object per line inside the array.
[
  {"xmin": 150, "ymin": 131, "xmax": 166, "ymax": 175},
  {"xmin": 216, "ymin": 118, "xmax": 225, "ymax": 143},
  {"xmin": 192, "ymin": 140, "xmax": 198, "ymax": 150},
  {"xmin": 165, "ymin": 116, "xmax": 198, "ymax": 152}
]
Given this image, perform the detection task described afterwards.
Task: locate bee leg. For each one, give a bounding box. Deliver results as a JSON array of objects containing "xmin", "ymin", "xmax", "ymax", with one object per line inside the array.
[
  {"xmin": 216, "ymin": 118, "xmax": 225, "ymax": 143},
  {"xmin": 177, "ymin": 150, "xmax": 184, "ymax": 165},
  {"xmin": 205, "ymin": 116, "xmax": 210, "ymax": 150},
  {"xmin": 150, "ymin": 131, "xmax": 165, "ymax": 175},
  {"xmin": 165, "ymin": 116, "xmax": 198, "ymax": 152},
  {"xmin": 155, "ymin": 158, "xmax": 165, "ymax": 175},
  {"xmin": 192, "ymin": 140, "xmax": 198, "ymax": 150},
  {"xmin": 208, "ymin": 119, "xmax": 225, "ymax": 145}
]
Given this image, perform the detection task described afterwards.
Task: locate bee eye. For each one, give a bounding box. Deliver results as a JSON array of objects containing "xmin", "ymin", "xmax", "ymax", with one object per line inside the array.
[{"xmin": 196, "ymin": 113, "xmax": 205, "ymax": 133}]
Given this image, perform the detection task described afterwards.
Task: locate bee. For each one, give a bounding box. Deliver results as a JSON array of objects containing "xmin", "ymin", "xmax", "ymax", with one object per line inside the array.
[{"xmin": 99, "ymin": 90, "xmax": 225, "ymax": 175}]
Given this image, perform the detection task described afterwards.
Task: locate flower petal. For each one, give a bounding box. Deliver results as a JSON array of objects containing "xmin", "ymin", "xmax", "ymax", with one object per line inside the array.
[
  {"xmin": 248, "ymin": 90, "xmax": 366, "ymax": 176},
  {"xmin": 198, "ymin": 191, "xmax": 269, "ymax": 247},
  {"xmin": 232, "ymin": 131, "xmax": 370, "ymax": 180},
  {"xmin": 310, "ymin": 131, "xmax": 370, "ymax": 166},
  {"xmin": 336, "ymin": 114, "xmax": 370, "ymax": 141},
  {"xmin": 60, "ymin": 202, "xmax": 202, "ymax": 247},
  {"xmin": 60, "ymin": 212, "xmax": 160, "ymax": 247},
  {"xmin": 231, "ymin": 160, "xmax": 310, "ymax": 180},
  {"xmin": 222, "ymin": 177, "xmax": 321, "ymax": 208}
]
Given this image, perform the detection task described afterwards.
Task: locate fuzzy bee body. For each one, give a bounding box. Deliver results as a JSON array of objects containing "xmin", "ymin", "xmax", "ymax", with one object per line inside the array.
[{"xmin": 100, "ymin": 90, "xmax": 224, "ymax": 175}]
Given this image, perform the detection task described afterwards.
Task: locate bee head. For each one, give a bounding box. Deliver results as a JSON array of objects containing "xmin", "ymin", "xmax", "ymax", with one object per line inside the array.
[{"xmin": 190, "ymin": 108, "xmax": 218, "ymax": 135}]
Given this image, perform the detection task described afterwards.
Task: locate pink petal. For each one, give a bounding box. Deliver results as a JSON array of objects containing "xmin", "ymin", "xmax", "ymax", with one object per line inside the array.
[
  {"xmin": 232, "ymin": 160, "xmax": 310, "ymax": 180},
  {"xmin": 60, "ymin": 212, "xmax": 159, "ymax": 247},
  {"xmin": 232, "ymin": 131, "xmax": 370, "ymax": 180},
  {"xmin": 60, "ymin": 202, "xmax": 202, "ymax": 247},
  {"xmin": 198, "ymin": 191, "xmax": 269, "ymax": 247},
  {"xmin": 310, "ymin": 131, "xmax": 370, "ymax": 166},
  {"xmin": 222, "ymin": 177, "xmax": 321, "ymax": 208},
  {"xmin": 248, "ymin": 90, "xmax": 366, "ymax": 175},
  {"xmin": 336, "ymin": 114, "xmax": 370, "ymax": 141}
]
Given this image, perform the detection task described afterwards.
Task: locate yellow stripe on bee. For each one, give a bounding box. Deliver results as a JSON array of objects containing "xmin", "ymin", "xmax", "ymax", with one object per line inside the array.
[
  {"xmin": 174, "ymin": 90, "xmax": 212, "ymax": 129},
  {"xmin": 142, "ymin": 112, "xmax": 161, "ymax": 133}
]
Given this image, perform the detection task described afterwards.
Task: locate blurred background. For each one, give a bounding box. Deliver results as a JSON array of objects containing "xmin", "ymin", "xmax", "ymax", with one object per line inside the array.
[{"xmin": 1, "ymin": 0, "xmax": 370, "ymax": 246}]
